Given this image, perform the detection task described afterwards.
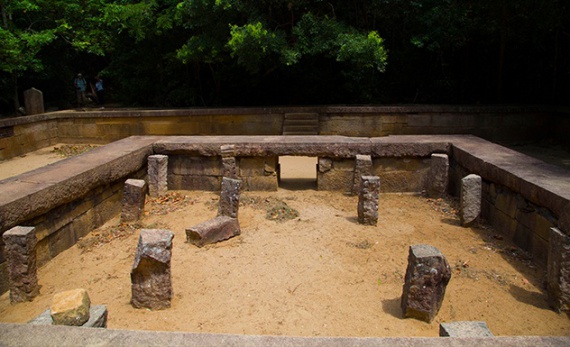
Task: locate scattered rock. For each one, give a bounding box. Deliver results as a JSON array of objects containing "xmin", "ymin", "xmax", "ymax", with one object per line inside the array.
[{"xmin": 50, "ymin": 289, "xmax": 91, "ymax": 326}]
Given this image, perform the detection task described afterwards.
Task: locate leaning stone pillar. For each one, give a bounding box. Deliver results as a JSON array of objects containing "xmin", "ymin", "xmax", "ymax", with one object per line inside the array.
[
  {"xmin": 460, "ymin": 174, "xmax": 482, "ymax": 226},
  {"xmin": 221, "ymin": 145, "xmax": 239, "ymax": 179},
  {"xmin": 121, "ymin": 179, "xmax": 147, "ymax": 223},
  {"xmin": 218, "ymin": 177, "xmax": 242, "ymax": 218},
  {"xmin": 2, "ymin": 226, "xmax": 40, "ymax": 303},
  {"xmin": 352, "ymin": 154, "xmax": 373, "ymax": 195},
  {"xmin": 357, "ymin": 176, "xmax": 380, "ymax": 225},
  {"xmin": 401, "ymin": 244, "xmax": 451, "ymax": 322},
  {"xmin": 428, "ymin": 153, "xmax": 449, "ymax": 198},
  {"xmin": 148, "ymin": 155, "xmax": 168, "ymax": 197},
  {"xmin": 131, "ymin": 229, "xmax": 174, "ymax": 310},
  {"xmin": 547, "ymin": 227, "xmax": 570, "ymax": 312}
]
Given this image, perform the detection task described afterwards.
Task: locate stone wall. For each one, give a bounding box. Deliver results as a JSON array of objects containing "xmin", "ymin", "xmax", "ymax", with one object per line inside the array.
[{"xmin": 1, "ymin": 106, "xmax": 567, "ymax": 161}]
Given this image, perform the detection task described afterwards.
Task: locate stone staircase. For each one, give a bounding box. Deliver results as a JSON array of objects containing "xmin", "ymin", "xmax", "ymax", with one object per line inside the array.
[{"xmin": 282, "ymin": 113, "xmax": 319, "ymax": 135}]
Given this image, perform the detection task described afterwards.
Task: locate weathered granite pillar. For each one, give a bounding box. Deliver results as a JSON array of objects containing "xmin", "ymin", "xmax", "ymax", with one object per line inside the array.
[
  {"xmin": 148, "ymin": 155, "xmax": 168, "ymax": 197},
  {"xmin": 460, "ymin": 174, "xmax": 482, "ymax": 226},
  {"xmin": 218, "ymin": 177, "xmax": 242, "ymax": 218},
  {"xmin": 23, "ymin": 88, "xmax": 44, "ymax": 115},
  {"xmin": 401, "ymin": 244, "xmax": 451, "ymax": 322},
  {"xmin": 352, "ymin": 154, "xmax": 373, "ymax": 195},
  {"xmin": 131, "ymin": 229, "xmax": 174, "ymax": 310},
  {"xmin": 121, "ymin": 179, "xmax": 147, "ymax": 223},
  {"xmin": 221, "ymin": 145, "xmax": 239, "ymax": 179},
  {"xmin": 439, "ymin": 321, "xmax": 494, "ymax": 337},
  {"xmin": 186, "ymin": 216, "xmax": 241, "ymax": 247},
  {"xmin": 358, "ymin": 176, "xmax": 380, "ymax": 225},
  {"xmin": 547, "ymin": 227, "xmax": 570, "ymax": 312},
  {"xmin": 2, "ymin": 226, "xmax": 39, "ymax": 303},
  {"xmin": 428, "ymin": 153, "xmax": 449, "ymax": 198}
]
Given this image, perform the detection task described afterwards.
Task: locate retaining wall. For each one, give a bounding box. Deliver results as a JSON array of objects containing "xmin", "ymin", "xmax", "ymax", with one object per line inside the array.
[{"xmin": 1, "ymin": 105, "xmax": 568, "ymax": 161}]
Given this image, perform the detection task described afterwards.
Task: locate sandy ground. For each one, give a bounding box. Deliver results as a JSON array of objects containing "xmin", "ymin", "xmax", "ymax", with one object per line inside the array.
[{"xmin": 0, "ymin": 150, "xmax": 569, "ymax": 337}]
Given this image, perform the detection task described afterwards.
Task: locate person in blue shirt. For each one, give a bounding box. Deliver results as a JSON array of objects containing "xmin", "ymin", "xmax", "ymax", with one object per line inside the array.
[
  {"xmin": 74, "ymin": 73, "xmax": 87, "ymax": 107},
  {"xmin": 94, "ymin": 76, "xmax": 104, "ymax": 107}
]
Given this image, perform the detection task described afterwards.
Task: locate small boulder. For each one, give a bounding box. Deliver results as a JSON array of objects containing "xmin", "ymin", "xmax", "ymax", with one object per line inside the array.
[{"xmin": 50, "ymin": 289, "xmax": 91, "ymax": 326}]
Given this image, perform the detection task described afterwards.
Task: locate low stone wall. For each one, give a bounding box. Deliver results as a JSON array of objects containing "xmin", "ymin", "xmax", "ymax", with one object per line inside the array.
[
  {"xmin": 0, "ymin": 135, "xmax": 568, "ymax": 296},
  {"xmin": 1, "ymin": 105, "xmax": 568, "ymax": 161}
]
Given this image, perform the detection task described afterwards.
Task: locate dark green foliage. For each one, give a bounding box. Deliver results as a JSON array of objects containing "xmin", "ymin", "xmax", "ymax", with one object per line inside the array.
[{"xmin": 0, "ymin": 0, "xmax": 569, "ymax": 113}]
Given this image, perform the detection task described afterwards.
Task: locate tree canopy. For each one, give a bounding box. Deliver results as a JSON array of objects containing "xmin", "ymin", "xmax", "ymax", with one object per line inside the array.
[{"xmin": 0, "ymin": 0, "xmax": 568, "ymax": 112}]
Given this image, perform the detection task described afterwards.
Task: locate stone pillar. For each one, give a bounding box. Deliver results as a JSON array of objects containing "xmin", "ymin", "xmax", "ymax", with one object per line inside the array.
[
  {"xmin": 148, "ymin": 155, "xmax": 168, "ymax": 197},
  {"xmin": 401, "ymin": 244, "xmax": 451, "ymax": 323},
  {"xmin": 439, "ymin": 321, "xmax": 494, "ymax": 337},
  {"xmin": 23, "ymin": 88, "xmax": 44, "ymax": 115},
  {"xmin": 2, "ymin": 226, "xmax": 39, "ymax": 303},
  {"xmin": 186, "ymin": 216, "xmax": 241, "ymax": 247},
  {"xmin": 221, "ymin": 145, "xmax": 238, "ymax": 179},
  {"xmin": 352, "ymin": 154, "xmax": 373, "ymax": 195},
  {"xmin": 547, "ymin": 227, "xmax": 570, "ymax": 312},
  {"xmin": 131, "ymin": 229, "xmax": 174, "ymax": 310},
  {"xmin": 358, "ymin": 176, "xmax": 380, "ymax": 225},
  {"xmin": 218, "ymin": 177, "xmax": 242, "ymax": 218},
  {"xmin": 121, "ymin": 179, "xmax": 147, "ymax": 223},
  {"xmin": 460, "ymin": 174, "xmax": 482, "ymax": 226},
  {"xmin": 428, "ymin": 153, "xmax": 449, "ymax": 198}
]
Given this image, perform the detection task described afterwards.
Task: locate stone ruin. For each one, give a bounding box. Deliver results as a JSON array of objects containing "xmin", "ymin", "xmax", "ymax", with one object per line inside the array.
[
  {"xmin": 131, "ymin": 229, "xmax": 174, "ymax": 310},
  {"xmin": 401, "ymin": 244, "xmax": 452, "ymax": 323},
  {"xmin": 2, "ymin": 226, "xmax": 40, "ymax": 304}
]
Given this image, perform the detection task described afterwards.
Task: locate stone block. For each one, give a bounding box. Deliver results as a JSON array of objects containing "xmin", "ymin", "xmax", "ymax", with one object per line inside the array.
[
  {"xmin": 243, "ymin": 175, "xmax": 278, "ymax": 191},
  {"xmin": 317, "ymin": 170, "xmax": 353, "ymax": 192},
  {"xmin": 352, "ymin": 154, "xmax": 373, "ymax": 195},
  {"xmin": 460, "ymin": 174, "xmax": 482, "ymax": 226},
  {"xmin": 131, "ymin": 229, "xmax": 174, "ymax": 310},
  {"xmin": 148, "ymin": 155, "xmax": 168, "ymax": 197},
  {"xmin": 439, "ymin": 321, "xmax": 494, "ymax": 337},
  {"xmin": 121, "ymin": 179, "xmax": 147, "ymax": 223},
  {"xmin": 23, "ymin": 88, "xmax": 44, "ymax": 115},
  {"xmin": 30, "ymin": 305, "xmax": 108, "ymax": 328},
  {"xmin": 239, "ymin": 157, "xmax": 266, "ymax": 176},
  {"xmin": 547, "ymin": 227, "xmax": 570, "ymax": 313},
  {"xmin": 222, "ymin": 157, "xmax": 239, "ymax": 179},
  {"xmin": 218, "ymin": 177, "xmax": 242, "ymax": 218},
  {"xmin": 220, "ymin": 144, "xmax": 236, "ymax": 157},
  {"xmin": 170, "ymin": 156, "xmax": 221, "ymax": 176},
  {"xmin": 169, "ymin": 175, "xmax": 221, "ymax": 191},
  {"xmin": 318, "ymin": 157, "xmax": 332, "ymax": 173},
  {"xmin": 50, "ymin": 289, "xmax": 91, "ymax": 326},
  {"xmin": 2, "ymin": 226, "xmax": 39, "ymax": 303},
  {"xmin": 428, "ymin": 154, "xmax": 449, "ymax": 198},
  {"xmin": 357, "ymin": 176, "xmax": 380, "ymax": 225},
  {"xmin": 401, "ymin": 244, "xmax": 451, "ymax": 323},
  {"xmin": 558, "ymin": 204, "xmax": 570, "ymax": 234},
  {"xmin": 186, "ymin": 216, "xmax": 241, "ymax": 247}
]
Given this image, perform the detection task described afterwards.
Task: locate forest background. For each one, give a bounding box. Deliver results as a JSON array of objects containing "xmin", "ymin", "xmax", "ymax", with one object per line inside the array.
[{"xmin": 1, "ymin": 0, "xmax": 569, "ymax": 113}]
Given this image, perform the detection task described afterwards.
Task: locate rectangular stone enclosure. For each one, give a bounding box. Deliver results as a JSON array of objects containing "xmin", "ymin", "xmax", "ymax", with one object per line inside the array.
[{"xmin": 0, "ymin": 135, "xmax": 569, "ymax": 310}]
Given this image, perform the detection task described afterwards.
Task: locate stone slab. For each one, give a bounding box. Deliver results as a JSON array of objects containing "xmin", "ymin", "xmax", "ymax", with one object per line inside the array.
[
  {"xmin": 460, "ymin": 174, "xmax": 482, "ymax": 226},
  {"xmin": 186, "ymin": 216, "xmax": 240, "ymax": 247},
  {"xmin": 2, "ymin": 323, "xmax": 570, "ymax": 347},
  {"xmin": 29, "ymin": 305, "xmax": 108, "ymax": 328},
  {"xmin": 439, "ymin": 321, "xmax": 494, "ymax": 337},
  {"xmin": 428, "ymin": 153, "xmax": 449, "ymax": 198}
]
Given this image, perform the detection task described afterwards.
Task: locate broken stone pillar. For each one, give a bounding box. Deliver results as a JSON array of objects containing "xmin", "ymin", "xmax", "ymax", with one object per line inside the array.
[
  {"xmin": 439, "ymin": 321, "xmax": 494, "ymax": 337},
  {"xmin": 401, "ymin": 244, "xmax": 451, "ymax": 323},
  {"xmin": 218, "ymin": 177, "xmax": 242, "ymax": 218},
  {"xmin": 121, "ymin": 179, "xmax": 147, "ymax": 223},
  {"xmin": 2, "ymin": 226, "xmax": 39, "ymax": 303},
  {"xmin": 547, "ymin": 227, "xmax": 570, "ymax": 312},
  {"xmin": 460, "ymin": 174, "xmax": 482, "ymax": 226},
  {"xmin": 186, "ymin": 216, "xmax": 241, "ymax": 247},
  {"xmin": 148, "ymin": 154, "xmax": 168, "ymax": 197},
  {"xmin": 131, "ymin": 229, "xmax": 174, "ymax": 310},
  {"xmin": 357, "ymin": 176, "xmax": 380, "ymax": 225},
  {"xmin": 23, "ymin": 87, "xmax": 44, "ymax": 115},
  {"xmin": 50, "ymin": 288, "xmax": 91, "ymax": 326},
  {"xmin": 428, "ymin": 153, "xmax": 449, "ymax": 198},
  {"xmin": 352, "ymin": 154, "xmax": 373, "ymax": 195},
  {"xmin": 220, "ymin": 145, "xmax": 238, "ymax": 179}
]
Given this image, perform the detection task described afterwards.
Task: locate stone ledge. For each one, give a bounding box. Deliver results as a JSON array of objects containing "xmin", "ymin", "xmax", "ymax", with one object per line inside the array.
[{"xmin": 0, "ymin": 323, "xmax": 568, "ymax": 347}]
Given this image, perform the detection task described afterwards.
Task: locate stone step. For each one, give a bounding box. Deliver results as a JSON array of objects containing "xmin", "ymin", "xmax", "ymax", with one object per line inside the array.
[{"xmin": 282, "ymin": 113, "xmax": 319, "ymax": 135}]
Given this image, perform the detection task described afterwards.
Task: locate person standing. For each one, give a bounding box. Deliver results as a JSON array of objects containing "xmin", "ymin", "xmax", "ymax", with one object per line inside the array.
[
  {"xmin": 95, "ymin": 76, "xmax": 104, "ymax": 107},
  {"xmin": 74, "ymin": 73, "xmax": 87, "ymax": 107}
]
